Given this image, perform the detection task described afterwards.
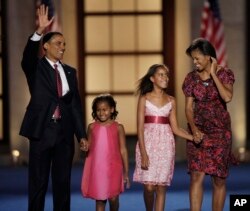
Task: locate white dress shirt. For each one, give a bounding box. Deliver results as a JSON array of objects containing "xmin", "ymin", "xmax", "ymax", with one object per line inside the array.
[{"xmin": 46, "ymin": 60, "xmax": 70, "ymax": 96}]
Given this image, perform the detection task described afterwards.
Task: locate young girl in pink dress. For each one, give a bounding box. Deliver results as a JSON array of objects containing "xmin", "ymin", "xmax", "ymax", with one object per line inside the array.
[
  {"xmin": 133, "ymin": 64, "xmax": 197, "ymax": 211},
  {"xmin": 81, "ymin": 94, "xmax": 130, "ymax": 211}
]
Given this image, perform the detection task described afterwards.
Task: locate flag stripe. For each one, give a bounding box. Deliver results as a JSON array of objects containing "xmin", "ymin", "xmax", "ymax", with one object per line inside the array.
[{"xmin": 200, "ymin": 0, "xmax": 227, "ymax": 67}]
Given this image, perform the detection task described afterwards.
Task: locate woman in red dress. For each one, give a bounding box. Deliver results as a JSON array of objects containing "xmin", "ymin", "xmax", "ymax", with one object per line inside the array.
[{"xmin": 182, "ymin": 38, "xmax": 237, "ymax": 211}]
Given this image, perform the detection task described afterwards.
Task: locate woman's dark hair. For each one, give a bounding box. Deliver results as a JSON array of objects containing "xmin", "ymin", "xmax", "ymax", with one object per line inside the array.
[
  {"xmin": 136, "ymin": 64, "xmax": 169, "ymax": 95},
  {"xmin": 92, "ymin": 94, "xmax": 118, "ymax": 120},
  {"xmin": 186, "ymin": 38, "xmax": 217, "ymax": 59}
]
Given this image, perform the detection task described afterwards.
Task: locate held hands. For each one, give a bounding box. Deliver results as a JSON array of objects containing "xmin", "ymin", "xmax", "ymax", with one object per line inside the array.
[
  {"xmin": 80, "ymin": 138, "xmax": 89, "ymax": 152},
  {"xmin": 193, "ymin": 130, "xmax": 204, "ymax": 144},
  {"xmin": 36, "ymin": 4, "xmax": 54, "ymax": 35}
]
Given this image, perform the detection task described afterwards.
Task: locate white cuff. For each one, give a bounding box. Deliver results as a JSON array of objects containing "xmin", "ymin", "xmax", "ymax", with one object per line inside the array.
[{"xmin": 30, "ymin": 32, "xmax": 42, "ymax": 41}]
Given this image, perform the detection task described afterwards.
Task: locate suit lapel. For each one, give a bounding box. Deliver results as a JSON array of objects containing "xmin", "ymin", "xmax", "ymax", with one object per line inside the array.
[{"xmin": 41, "ymin": 57, "xmax": 57, "ymax": 93}]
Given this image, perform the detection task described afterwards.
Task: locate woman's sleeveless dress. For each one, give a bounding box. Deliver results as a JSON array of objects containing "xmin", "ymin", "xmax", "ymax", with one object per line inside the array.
[
  {"xmin": 81, "ymin": 121, "xmax": 124, "ymax": 200},
  {"xmin": 133, "ymin": 100, "xmax": 175, "ymax": 186}
]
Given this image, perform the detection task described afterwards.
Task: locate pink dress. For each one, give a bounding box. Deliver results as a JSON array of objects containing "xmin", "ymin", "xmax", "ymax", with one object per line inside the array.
[
  {"xmin": 133, "ymin": 100, "xmax": 175, "ymax": 186},
  {"xmin": 81, "ymin": 121, "xmax": 124, "ymax": 200}
]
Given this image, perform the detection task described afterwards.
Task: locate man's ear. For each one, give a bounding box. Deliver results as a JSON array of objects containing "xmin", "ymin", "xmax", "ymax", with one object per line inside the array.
[{"xmin": 43, "ymin": 43, "xmax": 49, "ymax": 50}]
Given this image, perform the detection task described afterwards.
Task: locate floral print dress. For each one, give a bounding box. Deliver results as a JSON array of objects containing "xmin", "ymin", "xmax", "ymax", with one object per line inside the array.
[
  {"xmin": 133, "ymin": 100, "xmax": 175, "ymax": 186},
  {"xmin": 182, "ymin": 68, "xmax": 235, "ymax": 178}
]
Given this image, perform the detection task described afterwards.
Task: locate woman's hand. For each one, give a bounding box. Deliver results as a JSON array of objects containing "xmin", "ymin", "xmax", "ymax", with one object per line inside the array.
[{"xmin": 210, "ymin": 57, "xmax": 218, "ymax": 75}]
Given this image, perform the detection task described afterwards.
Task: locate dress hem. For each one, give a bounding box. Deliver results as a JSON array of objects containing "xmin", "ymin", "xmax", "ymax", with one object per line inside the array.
[
  {"xmin": 133, "ymin": 180, "xmax": 170, "ymax": 186},
  {"xmin": 82, "ymin": 190, "xmax": 123, "ymax": 201}
]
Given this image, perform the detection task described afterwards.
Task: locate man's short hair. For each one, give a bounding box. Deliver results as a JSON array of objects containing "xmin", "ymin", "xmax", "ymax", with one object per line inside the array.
[{"xmin": 42, "ymin": 31, "xmax": 63, "ymax": 45}]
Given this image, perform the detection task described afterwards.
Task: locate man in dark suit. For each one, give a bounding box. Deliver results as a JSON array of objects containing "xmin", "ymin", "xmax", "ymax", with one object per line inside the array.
[{"xmin": 20, "ymin": 4, "xmax": 88, "ymax": 211}]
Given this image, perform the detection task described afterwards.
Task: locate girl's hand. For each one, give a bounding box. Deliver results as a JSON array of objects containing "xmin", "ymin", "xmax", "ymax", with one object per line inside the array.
[
  {"xmin": 124, "ymin": 176, "xmax": 131, "ymax": 189},
  {"xmin": 193, "ymin": 130, "xmax": 204, "ymax": 144},
  {"xmin": 141, "ymin": 153, "xmax": 149, "ymax": 170}
]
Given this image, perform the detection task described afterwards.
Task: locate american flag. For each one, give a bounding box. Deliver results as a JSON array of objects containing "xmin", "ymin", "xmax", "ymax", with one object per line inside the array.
[
  {"xmin": 200, "ymin": 0, "xmax": 227, "ymax": 67},
  {"xmin": 36, "ymin": 0, "xmax": 62, "ymax": 32}
]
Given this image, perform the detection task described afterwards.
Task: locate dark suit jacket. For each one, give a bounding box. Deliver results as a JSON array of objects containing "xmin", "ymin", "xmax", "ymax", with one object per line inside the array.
[{"xmin": 20, "ymin": 36, "xmax": 87, "ymax": 141}]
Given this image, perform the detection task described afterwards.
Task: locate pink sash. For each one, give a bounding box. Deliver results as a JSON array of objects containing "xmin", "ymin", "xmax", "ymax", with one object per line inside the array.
[{"xmin": 145, "ymin": 116, "xmax": 169, "ymax": 124}]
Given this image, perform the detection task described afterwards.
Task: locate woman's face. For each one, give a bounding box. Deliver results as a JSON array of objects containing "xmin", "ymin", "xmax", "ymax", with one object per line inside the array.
[{"xmin": 190, "ymin": 49, "xmax": 211, "ymax": 72}]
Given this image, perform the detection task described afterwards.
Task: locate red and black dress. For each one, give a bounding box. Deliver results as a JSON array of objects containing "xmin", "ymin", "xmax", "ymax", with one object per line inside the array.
[{"xmin": 182, "ymin": 68, "xmax": 236, "ymax": 178}]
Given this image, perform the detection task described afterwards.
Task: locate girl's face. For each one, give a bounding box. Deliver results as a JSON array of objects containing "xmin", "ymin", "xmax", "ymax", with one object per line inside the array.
[
  {"xmin": 95, "ymin": 101, "xmax": 114, "ymax": 123},
  {"xmin": 190, "ymin": 49, "xmax": 211, "ymax": 72},
  {"xmin": 150, "ymin": 67, "xmax": 169, "ymax": 89}
]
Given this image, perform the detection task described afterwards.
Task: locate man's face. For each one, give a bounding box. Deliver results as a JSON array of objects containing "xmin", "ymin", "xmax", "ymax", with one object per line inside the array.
[{"xmin": 44, "ymin": 34, "xmax": 65, "ymax": 62}]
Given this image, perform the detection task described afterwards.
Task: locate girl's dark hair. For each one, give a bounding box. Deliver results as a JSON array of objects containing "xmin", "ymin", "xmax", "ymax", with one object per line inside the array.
[
  {"xmin": 91, "ymin": 94, "xmax": 118, "ymax": 120},
  {"xmin": 186, "ymin": 38, "xmax": 217, "ymax": 59},
  {"xmin": 136, "ymin": 64, "xmax": 169, "ymax": 95}
]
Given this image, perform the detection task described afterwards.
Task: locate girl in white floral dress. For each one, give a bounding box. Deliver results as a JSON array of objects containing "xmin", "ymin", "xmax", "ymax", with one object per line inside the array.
[{"xmin": 133, "ymin": 64, "xmax": 196, "ymax": 211}]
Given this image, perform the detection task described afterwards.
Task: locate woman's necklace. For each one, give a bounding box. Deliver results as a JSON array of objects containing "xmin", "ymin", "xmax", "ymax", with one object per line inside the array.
[
  {"xmin": 196, "ymin": 71, "xmax": 211, "ymax": 87},
  {"xmin": 202, "ymin": 81, "xmax": 209, "ymax": 86}
]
